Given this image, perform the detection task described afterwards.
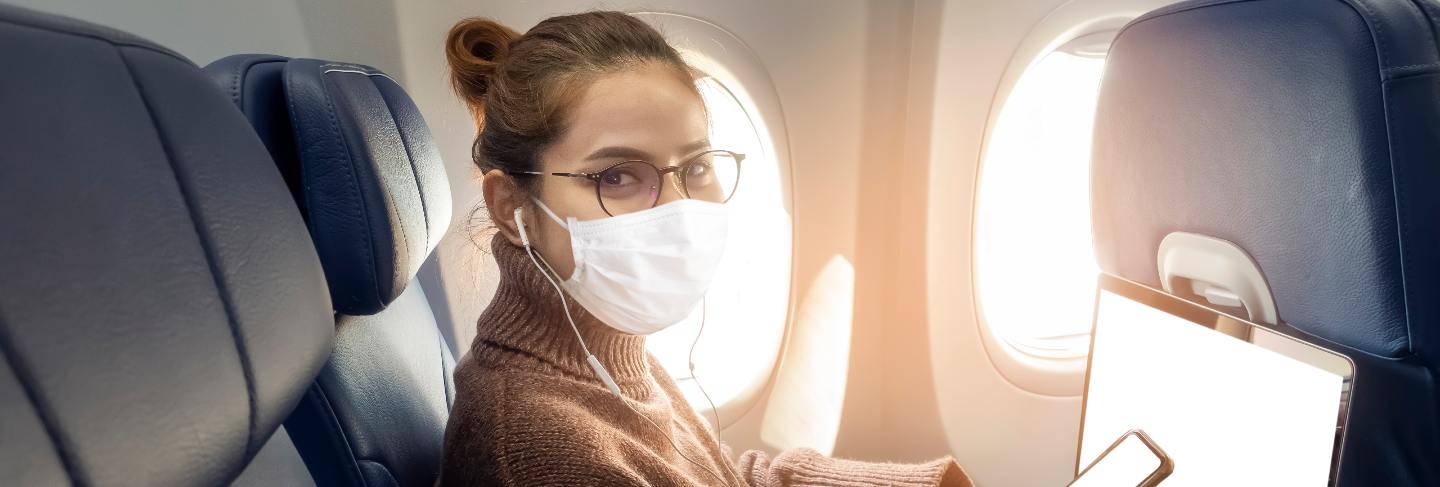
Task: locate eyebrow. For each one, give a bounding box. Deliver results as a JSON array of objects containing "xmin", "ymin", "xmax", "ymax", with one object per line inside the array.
[{"xmin": 583, "ymin": 139, "xmax": 711, "ymax": 163}]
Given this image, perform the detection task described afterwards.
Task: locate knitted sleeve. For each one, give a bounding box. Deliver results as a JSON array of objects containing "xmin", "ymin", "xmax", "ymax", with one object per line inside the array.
[{"xmin": 734, "ymin": 448, "xmax": 973, "ymax": 487}]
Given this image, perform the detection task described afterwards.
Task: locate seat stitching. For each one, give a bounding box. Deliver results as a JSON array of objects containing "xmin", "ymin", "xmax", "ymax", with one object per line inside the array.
[
  {"xmin": 1384, "ymin": 63, "xmax": 1440, "ymax": 80},
  {"xmin": 117, "ymin": 45, "xmax": 260, "ymax": 458},
  {"xmin": 227, "ymin": 60, "xmax": 245, "ymax": 107},
  {"xmin": 323, "ymin": 74, "xmax": 416, "ymax": 288},
  {"xmin": 0, "ymin": 312, "xmax": 87, "ymax": 485},
  {"xmin": 1347, "ymin": 0, "xmax": 1391, "ymax": 68},
  {"xmin": 1417, "ymin": 0, "xmax": 1440, "ymax": 56},
  {"xmin": 1404, "ymin": 0, "xmax": 1440, "ymax": 78},
  {"xmin": 304, "ymin": 68, "xmax": 387, "ymax": 308},
  {"xmin": 1383, "ymin": 80, "xmax": 1418, "ymax": 356}
]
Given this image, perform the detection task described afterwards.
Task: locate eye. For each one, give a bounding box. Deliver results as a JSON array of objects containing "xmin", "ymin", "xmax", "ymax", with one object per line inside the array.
[
  {"xmin": 600, "ymin": 167, "xmax": 641, "ymax": 187},
  {"xmin": 685, "ymin": 160, "xmax": 717, "ymax": 187}
]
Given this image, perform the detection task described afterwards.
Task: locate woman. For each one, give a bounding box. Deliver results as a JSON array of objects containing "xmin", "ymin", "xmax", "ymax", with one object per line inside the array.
[{"xmin": 438, "ymin": 12, "xmax": 973, "ymax": 487}]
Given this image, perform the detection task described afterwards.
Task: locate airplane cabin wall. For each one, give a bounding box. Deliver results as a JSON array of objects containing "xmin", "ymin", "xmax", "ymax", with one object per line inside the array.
[{"xmin": 9, "ymin": 0, "xmax": 408, "ymax": 79}]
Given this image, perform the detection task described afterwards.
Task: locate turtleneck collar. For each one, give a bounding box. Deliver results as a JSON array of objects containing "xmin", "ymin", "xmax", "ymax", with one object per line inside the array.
[{"xmin": 470, "ymin": 237, "xmax": 652, "ymax": 393}]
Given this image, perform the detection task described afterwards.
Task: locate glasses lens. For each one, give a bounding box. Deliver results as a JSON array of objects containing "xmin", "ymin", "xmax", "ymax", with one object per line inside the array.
[
  {"xmin": 682, "ymin": 152, "xmax": 740, "ymax": 203},
  {"xmin": 596, "ymin": 161, "xmax": 662, "ymax": 216}
]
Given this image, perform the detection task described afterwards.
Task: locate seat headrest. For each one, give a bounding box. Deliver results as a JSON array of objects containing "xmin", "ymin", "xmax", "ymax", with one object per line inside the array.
[
  {"xmin": 206, "ymin": 55, "xmax": 452, "ymax": 315},
  {"xmin": 1091, "ymin": 0, "xmax": 1440, "ymax": 360},
  {"xmin": 0, "ymin": 4, "xmax": 333, "ymax": 485}
]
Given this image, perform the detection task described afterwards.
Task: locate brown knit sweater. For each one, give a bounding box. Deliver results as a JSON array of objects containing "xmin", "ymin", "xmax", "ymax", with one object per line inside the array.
[{"xmin": 437, "ymin": 239, "xmax": 973, "ymax": 486}]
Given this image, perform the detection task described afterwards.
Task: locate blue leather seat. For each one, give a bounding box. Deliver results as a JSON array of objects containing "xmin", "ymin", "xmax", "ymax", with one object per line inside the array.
[
  {"xmin": 205, "ymin": 54, "xmax": 457, "ymax": 487},
  {"xmin": 0, "ymin": 3, "xmax": 334, "ymax": 485},
  {"xmin": 1091, "ymin": 0, "xmax": 1440, "ymax": 484}
]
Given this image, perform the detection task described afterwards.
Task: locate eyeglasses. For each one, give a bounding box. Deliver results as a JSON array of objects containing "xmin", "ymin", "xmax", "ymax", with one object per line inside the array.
[{"xmin": 514, "ymin": 149, "xmax": 744, "ymax": 216}]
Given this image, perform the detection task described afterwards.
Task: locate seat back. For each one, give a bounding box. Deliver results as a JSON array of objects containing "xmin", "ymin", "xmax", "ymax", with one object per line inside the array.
[
  {"xmin": 0, "ymin": 4, "xmax": 334, "ymax": 485},
  {"xmin": 1091, "ymin": 0, "xmax": 1440, "ymax": 484},
  {"xmin": 206, "ymin": 54, "xmax": 457, "ymax": 487}
]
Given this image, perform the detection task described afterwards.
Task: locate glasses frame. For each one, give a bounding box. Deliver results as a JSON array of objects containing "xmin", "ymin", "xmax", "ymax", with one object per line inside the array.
[{"xmin": 514, "ymin": 149, "xmax": 745, "ymax": 216}]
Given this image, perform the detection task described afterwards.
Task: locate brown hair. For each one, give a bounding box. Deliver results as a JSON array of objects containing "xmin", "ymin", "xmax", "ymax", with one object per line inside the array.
[{"xmin": 445, "ymin": 12, "xmax": 699, "ymax": 198}]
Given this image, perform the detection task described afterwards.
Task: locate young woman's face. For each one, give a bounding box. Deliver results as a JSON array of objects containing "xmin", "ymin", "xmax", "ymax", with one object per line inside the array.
[{"xmin": 527, "ymin": 63, "xmax": 709, "ymax": 278}]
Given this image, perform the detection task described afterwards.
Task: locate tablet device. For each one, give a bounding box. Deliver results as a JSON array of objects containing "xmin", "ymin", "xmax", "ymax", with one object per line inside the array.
[{"xmin": 1077, "ymin": 274, "xmax": 1354, "ymax": 486}]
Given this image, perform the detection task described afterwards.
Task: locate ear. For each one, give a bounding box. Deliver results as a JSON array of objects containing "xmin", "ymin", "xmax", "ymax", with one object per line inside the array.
[{"xmin": 482, "ymin": 169, "xmax": 526, "ymax": 247}]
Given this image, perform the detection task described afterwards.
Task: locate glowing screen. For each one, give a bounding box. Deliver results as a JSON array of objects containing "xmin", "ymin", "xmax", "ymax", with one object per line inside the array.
[{"xmin": 1080, "ymin": 290, "xmax": 1344, "ymax": 486}]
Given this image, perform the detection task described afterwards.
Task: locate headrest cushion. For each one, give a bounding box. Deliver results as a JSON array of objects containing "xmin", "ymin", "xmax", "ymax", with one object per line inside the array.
[
  {"xmin": 207, "ymin": 55, "xmax": 452, "ymax": 315},
  {"xmin": 0, "ymin": 4, "xmax": 333, "ymax": 484}
]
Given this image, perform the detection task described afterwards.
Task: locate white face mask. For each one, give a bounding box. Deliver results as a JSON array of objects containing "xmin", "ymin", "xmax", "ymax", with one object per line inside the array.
[{"xmin": 527, "ymin": 198, "xmax": 729, "ymax": 335}]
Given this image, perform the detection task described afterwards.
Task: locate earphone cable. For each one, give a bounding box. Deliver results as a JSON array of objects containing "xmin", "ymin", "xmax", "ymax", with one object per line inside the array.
[
  {"xmin": 688, "ymin": 298, "xmax": 745, "ymax": 484},
  {"xmin": 524, "ymin": 245, "xmax": 592, "ymax": 358},
  {"xmin": 518, "ymin": 231, "xmax": 732, "ymax": 486},
  {"xmin": 615, "ymin": 389, "xmax": 733, "ymax": 487}
]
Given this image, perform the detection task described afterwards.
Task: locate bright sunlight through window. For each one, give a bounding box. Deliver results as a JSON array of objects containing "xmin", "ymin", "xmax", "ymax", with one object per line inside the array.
[
  {"xmin": 648, "ymin": 76, "xmax": 791, "ymax": 411},
  {"xmin": 975, "ymin": 48, "xmax": 1106, "ymax": 358}
]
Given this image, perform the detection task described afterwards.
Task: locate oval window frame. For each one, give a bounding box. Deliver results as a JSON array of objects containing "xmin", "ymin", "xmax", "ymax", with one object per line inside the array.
[{"xmin": 971, "ymin": 25, "xmax": 1126, "ymax": 397}]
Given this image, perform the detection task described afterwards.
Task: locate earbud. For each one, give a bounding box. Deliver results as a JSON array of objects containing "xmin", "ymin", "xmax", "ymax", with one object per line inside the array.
[{"xmin": 514, "ymin": 207, "xmax": 531, "ymax": 248}]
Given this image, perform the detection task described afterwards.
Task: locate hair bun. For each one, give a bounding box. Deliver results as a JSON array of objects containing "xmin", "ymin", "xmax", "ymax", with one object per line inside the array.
[{"xmin": 446, "ymin": 17, "xmax": 520, "ymax": 111}]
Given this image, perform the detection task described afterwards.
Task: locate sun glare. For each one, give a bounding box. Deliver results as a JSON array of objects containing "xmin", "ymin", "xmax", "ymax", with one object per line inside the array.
[{"xmin": 975, "ymin": 50, "xmax": 1107, "ymax": 357}]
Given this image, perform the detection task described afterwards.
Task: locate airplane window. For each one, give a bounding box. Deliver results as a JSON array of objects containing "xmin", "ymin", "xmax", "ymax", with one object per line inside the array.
[
  {"xmin": 975, "ymin": 46, "xmax": 1107, "ymax": 359},
  {"xmin": 647, "ymin": 75, "xmax": 792, "ymax": 411}
]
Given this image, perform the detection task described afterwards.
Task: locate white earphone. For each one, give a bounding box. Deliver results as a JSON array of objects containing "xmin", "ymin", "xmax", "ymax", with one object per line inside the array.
[
  {"xmin": 514, "ymin": 207, "xmax": 623, "ymax": 397},
  {"xmin": 513, "ymin": 207, "xmax": 531, "ymax": 247}
]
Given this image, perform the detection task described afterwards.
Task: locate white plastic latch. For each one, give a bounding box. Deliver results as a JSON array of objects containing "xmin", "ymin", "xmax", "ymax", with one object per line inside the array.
[{"xmin": 1157, "ymin": 232, "xmax": 1278, "ymax": 326}]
